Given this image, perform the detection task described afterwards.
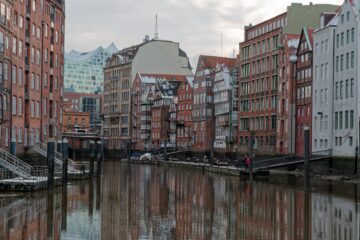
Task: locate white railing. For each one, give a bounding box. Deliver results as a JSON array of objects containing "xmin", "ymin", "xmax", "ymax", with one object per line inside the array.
[{"xmin": 0, "ymin": 148, "xmax": 32, "ymax": 178}]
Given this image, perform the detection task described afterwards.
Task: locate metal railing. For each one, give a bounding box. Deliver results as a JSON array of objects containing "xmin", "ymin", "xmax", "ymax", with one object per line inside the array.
[
  {"xmin": 0, "ymin": 148, "xmax": 32, "ymax": 178},
  {"xmin": 31, "ymin": 143, "xmax": 76, "ymax": 171}
]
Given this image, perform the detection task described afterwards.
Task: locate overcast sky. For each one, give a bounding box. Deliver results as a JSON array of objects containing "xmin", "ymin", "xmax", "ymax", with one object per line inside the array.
[{"xmin": 65, "ymin": 0, "xmax": 342, "ymax": 67}]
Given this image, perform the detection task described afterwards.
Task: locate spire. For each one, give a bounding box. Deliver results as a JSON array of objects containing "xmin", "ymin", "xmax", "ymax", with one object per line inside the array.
[{"xmin": 154, "ymin": 14, "xmax": 159, "ymax": 40}]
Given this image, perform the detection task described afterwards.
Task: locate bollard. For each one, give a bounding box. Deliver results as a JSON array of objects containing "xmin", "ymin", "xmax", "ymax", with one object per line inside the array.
[
  {"xmin": 47, "ymin": 189, "xmax": 54, "ymax": 239},
  {"xmin": 304, "ymin": 126, "xmax": 310, "ymax": 186},
  {"xmin": 62, "ymin": 138, "xmax": 69, "ymax": 183},
  {"xmin": 47, "ymin": 139, "xmax": 55, "ymax": 188},
  {"xmin": 61, "ymin": 185, "xmax": 67, "ymax": 231},
  {"xmin": 57, "ymin": 140, "xmax": 62, "ymax": 154},
  {"xmin": 96, "ymin": 141, "xmax": 102, "ymax": 177},
  {"xmin": 89, "ymin": 140, "xmax": 95, "ymax": 178},
  {"xmin": 10, "ymin": 137, "xmax": 16, "ymax": 156}
]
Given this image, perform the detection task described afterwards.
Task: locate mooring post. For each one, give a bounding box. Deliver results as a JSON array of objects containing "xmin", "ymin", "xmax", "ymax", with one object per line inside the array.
[
  {"xmin": 303, "ymin": 125, "xmax": 310, "ymax": 240},
  {"xmin": 304, "ymin": 126, "xmax": 310, "ymax": 186},
  {"xmin": 61, "ymin": 185, "xmax": 67, "ymax": 231},
  {"xmin": 89, "ymin": 140, "xmax": 95, "ymax": 178},
  {"xmin": 57, "ymin": 139, "xmax": 62, "ymax": 154},
  {"xmin": 47, "ymin": 139, "xmax": 55, "ymax": 189},
  {"xmin": 62, "ymin": 138, "xmax": 68, "ymax": 183},
  {"xmin": 96, "ymin": 141, "xmax": 102, "ymax": 177}
]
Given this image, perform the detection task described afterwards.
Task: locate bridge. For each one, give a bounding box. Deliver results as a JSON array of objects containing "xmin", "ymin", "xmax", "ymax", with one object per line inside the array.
[{"xmin": 245, "ymin": 150, "xmax": 333, "ymax": 174}]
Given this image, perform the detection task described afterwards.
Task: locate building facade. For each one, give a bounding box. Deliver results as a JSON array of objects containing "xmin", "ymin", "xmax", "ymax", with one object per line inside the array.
[
  {"xmin": 64, "ymin": 43, "xmax": 118, "ymax": 94},
  {"xmin": 312, "ymin": 13, "xmax": 337, "ymax": 155},
  {"xmin": 295, "ymin": 28, "xmax": 314, "ymax": 156},
  {"xmin": 213, "ymin": 63, "xmax": 238, "ymax": 153},
  {"xmin": 238, "ymin": 3, "xmax": 338, "ymax": 156},
  {"xmin": 103, "ymin": 39, "xmax": 193, "ymax": 150},
  {"xmin": 63, "ymin": 110, "xmax": 90, "ymax": 133},
  {"xmin": 0, "ymin": 0, "xmax": 65, "ymax": 154},
  {"xmin": 192, "ymin": 55, "xmax": 235, "ymax": 154},
  {"xmin": 176, "ymin": 77, "xmax": 193, "ymax": 149},
  {"xmin": 63, "ymin": 92, "xmax": 102, "ymax": 132}
]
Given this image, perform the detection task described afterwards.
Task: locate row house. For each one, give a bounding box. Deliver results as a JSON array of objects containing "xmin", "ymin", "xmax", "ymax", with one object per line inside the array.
[
  {"xmin": 0, "ymin": 0, "xmax": 65, "ymax": 154},
  {"xmin": 103, "ymin": 39, "xmax": 193, "ymax": 150},
  {"xmin": 192, "ymin": 55, "xmax": 236, "ymax": 155},
  {"xmin": 176, "ymin": 76, "xmax": 193, "ymax": 149},
  {"xmin": 313, "ymin": 0, "xmax": 359, "ymax": 158},
  {"xmin": 213, "ymin": 63, "xmax": 238, "ymax": 153},
  {"xmin": 151, "ymin": 79, "xmax": 184, "ymax": 150},
  {"xmin": 238, "ymin": 3, "xmax": 338, "ymax": 156},
  {"xmin": 131, "ymin": 73, "xmax": 189, "ymax": 151},
  {"xmin": 295, "ymin": 27, "xmax": 314, "ymax": 156}
]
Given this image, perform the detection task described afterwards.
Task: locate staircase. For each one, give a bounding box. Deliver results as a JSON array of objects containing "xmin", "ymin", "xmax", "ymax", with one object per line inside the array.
[
  {"xmin": 0, "ymin": 148, "xmax": 32, "ymax": 178},
  {"xmin": 31, "ymin": 143, "xmax": 76, "ymax": 171}
]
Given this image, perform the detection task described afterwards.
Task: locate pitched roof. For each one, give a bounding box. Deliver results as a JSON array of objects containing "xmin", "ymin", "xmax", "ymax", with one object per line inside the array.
[{"xmin": 197, "ymin": 55, "xmax": 236, "ymax": 71}]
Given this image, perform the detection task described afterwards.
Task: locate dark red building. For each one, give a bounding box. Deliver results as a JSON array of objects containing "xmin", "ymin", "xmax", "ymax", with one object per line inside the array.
[
  {"xmin": 176, "ymin": 77, "xmax": 193, "ymax": 149},
  {"xmin": 295, "ymin": 28, "xmax": 314, "ymax": 156},
  {"xmin": 0, "ymin": 0, "xmax": 65, "ymax": 154}
]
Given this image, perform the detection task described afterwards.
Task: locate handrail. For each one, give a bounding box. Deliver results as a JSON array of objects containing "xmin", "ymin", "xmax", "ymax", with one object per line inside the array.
[{"xmin": 0, "ymin": 148, "xmax": 32, "ymax": 178}]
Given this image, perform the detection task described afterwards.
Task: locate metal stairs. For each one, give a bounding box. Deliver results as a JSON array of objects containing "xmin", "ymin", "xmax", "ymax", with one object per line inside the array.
[
  {"xmin": 31, "ymin": 143, "xmax": 76, "ymax": 171},
  {"xmin": 0, "ymin": 148, "xmax": 32, "ymax": 178}
]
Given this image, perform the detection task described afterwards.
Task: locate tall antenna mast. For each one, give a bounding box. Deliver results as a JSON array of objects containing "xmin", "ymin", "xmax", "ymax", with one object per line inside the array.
[{"xmin": 154, "ymin": 14, "xmax": 159, "ymax": 40}]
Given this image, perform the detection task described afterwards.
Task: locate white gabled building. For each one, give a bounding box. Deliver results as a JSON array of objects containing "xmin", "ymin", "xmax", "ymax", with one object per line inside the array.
[
  {"xmin": 312, "ymin": 13, "xmax": 337, "ymax": 154},
  {"xmin": 313, "ymin": 0, "xmax": 360, "ymax": 158},
  {"xmin": 213, "ymin": 64, "xmax": 238, "ymax": 153}
]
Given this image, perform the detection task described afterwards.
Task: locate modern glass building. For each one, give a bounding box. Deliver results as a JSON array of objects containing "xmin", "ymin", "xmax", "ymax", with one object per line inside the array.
[{"xmin": 64, "ymin": 43, "xmax": 118, "ymax": 93}]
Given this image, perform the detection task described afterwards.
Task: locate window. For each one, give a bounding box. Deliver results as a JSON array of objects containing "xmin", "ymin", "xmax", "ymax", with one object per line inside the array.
[
  {"xmin": 18, "ymin": 40, "xmax": 22, "ymax": 57},
  {"xmin": 335, "ymin": 112, "xmax": 338, "ymax": 129},
  {"xmin": 43, "ymin": 99, "xmax": 47, "ymax": 116},
  {"xmin": 350, "ymin": 110, "xmax": 354, "ymax": 129},
  {"xmin": 12, "ymin": 65, "xmax": 16, "ymax": 84},
  {"xmin": 349, "ymin": 137, "xmax": 353, "ymax": 146},
  {"xmin": 351, "ymin": 51, "xmax": 354, "ymax": 68},
  {"xmin": 12, "ymin": 37, "xmax": 16, "ymax": 54},
  {"xmin": 345, "ymin": 111, "xmax": 349, "ymax": 129},
  {"xmin": 18, "ymin": 128, "xmax": 22, "ymax": 143},
  {"xmin": 32, "ymin": 0, "xmax": 36, "ymax": 12},
  {"xmin": 12, "ymin": 96, "xmax": 16, "ymax": 115},
  {"xmin": 351, "ymin": 79, "xmax": 354, "ymax": 97},
  {"xmin": 351, "ymin": 28, "xmax": 355, "ymax": 42},
  {"xmin": 18, "ymin": 97, "xmax": 22, "ymax": 115},
  {"xmin": 347, "ymin": 11, "xmax": 350, "ymax": 21},
  {"xmin": 339, "ymin": 111, "xmax": 343, "ymax": 129}
]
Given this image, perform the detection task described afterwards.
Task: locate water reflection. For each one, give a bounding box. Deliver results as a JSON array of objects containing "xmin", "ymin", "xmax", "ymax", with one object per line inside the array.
[{"xmin": 0, "ymin": 162, "xmax": 359, "ymax": 239}]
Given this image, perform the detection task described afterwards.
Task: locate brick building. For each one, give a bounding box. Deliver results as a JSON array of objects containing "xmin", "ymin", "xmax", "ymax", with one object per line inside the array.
[
  {"xmin": 238, "ymin": 3, "xmax": 338, "ymax": 156},
  {"xmin": 192, "ymin": 55, "xmax": 235, "ymax": 155},
  {"xmin": 63, "ymin": 92, "xmax": 102, "ymax": 131},
  {"xmin": 151, "ymin": 78, "xmax": 183, "ymax": 150},
  {"xmin": 176, "ymin": 76, "xmax": 193, "ymax": 149},
  {"xmin": 62, "ymin": 110, "xmax": 90, "ymax": 133},
  {"xmin": 103, "ymin": 39, "xmax": 193, "ymax": 150},
  {"xmin": 0, "ymin": 0, "xmax": 65, "ymax": 154},
  {"xmin": 295, "ymin": 28, "xmax": 314, "ymax": 156}
]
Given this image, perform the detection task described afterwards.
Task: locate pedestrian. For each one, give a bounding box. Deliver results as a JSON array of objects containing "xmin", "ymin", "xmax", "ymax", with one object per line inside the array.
[
  {"xmin": 245, "ymin": 154, "xmax": 251, "ymax": 168},
  {"xmin": 203, "ymin": 155, "xmax": 208, "ymax": 163}
]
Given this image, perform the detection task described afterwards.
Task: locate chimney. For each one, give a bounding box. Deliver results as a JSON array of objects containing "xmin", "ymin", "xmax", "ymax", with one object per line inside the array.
[{"xmin": 143, "ymin": 35, "xmax": 150, "ymax": 43}]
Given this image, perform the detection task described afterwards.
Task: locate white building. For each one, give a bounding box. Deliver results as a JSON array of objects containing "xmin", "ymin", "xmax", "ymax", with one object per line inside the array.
[
  {"xmin": 313, "ymin": 0, "xmax": 359, "ymax": 157},
  {"xmin": 312, "ymin": 13, "xmax": 337, "ymax": 154},
  {"xmin": 213, "ymin": 64, "xmax": 238, "ymax": 152}
]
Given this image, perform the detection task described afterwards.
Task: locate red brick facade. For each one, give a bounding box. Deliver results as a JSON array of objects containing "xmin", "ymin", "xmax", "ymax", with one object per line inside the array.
[
  {"xmin": 238, "ymin": 13, "xmax": 286, "ymax": 155},
  {"xmin": 295, "ymin": 28, "xmax": 313, "ymax": 156},
  {"xmin": 0, "ymin": 0, "xmax": 65, "ymax": 154},
  {"xmin": 176, "ymin": 78, "xmax": 193, "ymax": 149}
]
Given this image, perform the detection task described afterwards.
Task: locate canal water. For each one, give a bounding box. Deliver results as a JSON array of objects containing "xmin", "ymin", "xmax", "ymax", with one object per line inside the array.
[{"xmin": 0, "ymin": 162, "xmax": 359, "ymax": 240}]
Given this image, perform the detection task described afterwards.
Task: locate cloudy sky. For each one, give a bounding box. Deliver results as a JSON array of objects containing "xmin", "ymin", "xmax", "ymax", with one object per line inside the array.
[{"xmin": 65, "ymin": 0, "xmax": 342, "ymax": 67}]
